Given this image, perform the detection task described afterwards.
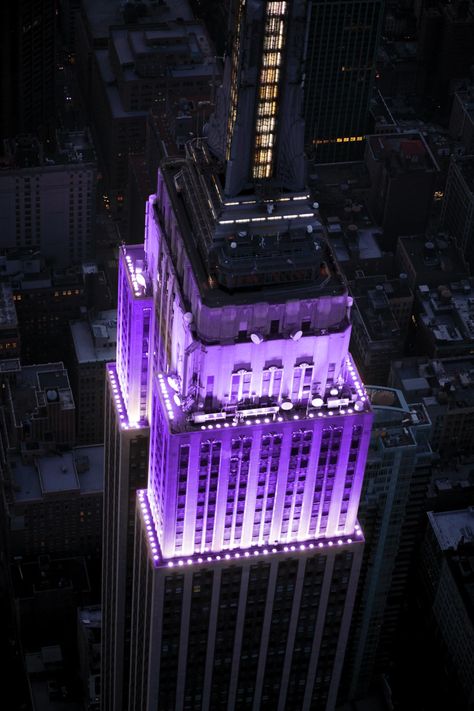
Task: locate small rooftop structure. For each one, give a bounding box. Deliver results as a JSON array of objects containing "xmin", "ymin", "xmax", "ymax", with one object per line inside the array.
[
  {"xmin": 71, "ymin": 310, "xmax": 117, "ymax": 364},
  {"xmin": 417, "ymin": 279, "xmax": 474, "ymax": 353}
]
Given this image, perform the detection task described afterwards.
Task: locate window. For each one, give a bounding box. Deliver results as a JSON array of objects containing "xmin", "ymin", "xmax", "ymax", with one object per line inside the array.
[
  {"xmin": 291, "ymin": 363, "xmax": 313, "ymax": 402},
  {"xmin": 230, "ymin": 370, "xmax": 252, "ymax": 403},
  {"xmin": 261, "ymin": 367, "xmax": 282, "ymax": 399}
]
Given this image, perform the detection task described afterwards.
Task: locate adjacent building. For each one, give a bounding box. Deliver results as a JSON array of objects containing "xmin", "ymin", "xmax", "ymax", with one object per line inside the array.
[
  {"xmin": 304, "ymin": 0, "xmax": 384, "ymax": 162},
  {"xmin": 0, "ymin": 0, "xmax": 56, "ymax": 137},
  {"xmin": 417, "ymin": 2, "xmax": 474, "ymax": 101},
  {"xmin": 0, "ymin": 130, "xmax": 97, "ymax": 267},
  {"xmin": 70, "ymin": 311, "xmax": 117, "ymax": 445},
  {"xmin": 0, "ymin": 283, "xmax": 20, "ymax": 360},
  {"xmin": 396, "ymin": 233, "xmax": 469, "ymax": 291},
  {"xmin": 78, "ymin": 606, "xmax": 102, "ymax": 711},
  {"xmin": 390, "ymin": 355, "xmax": 474, "ymax": 457},
  {"xmin": 103, "ymin": 3, "xmax": 373, "ymax": 710},
  {"xmin": 343, "ymin": 387, "xmax": 433, "ymax": 698},
  {"xmin": 419, "ymin": 509, "xmax": 474, "ymax": 709},
  {"xmin": 6, "ymin": 257, "xmax": 113, "ymax": 366},
  {"xmin": 449, "ymin": 87, "xmax": 474, "ymax": 155},
  {"xmin": 9, "ymin": 445, "xmax": 103, "ymax": 558},
  {"xmin": 88, "ymin": 11, "xmax": 218, "ymax": 208},
  {"xmin": 442, "ymin": 155, "xmax": 474, "ymax": 268},
  {"xmin": 365, "ymin": 132, "xmax": 440, "ymax": 248},
  {"xmin": 349, "ymin": 275, "xmax": 413, "ymax": 386},
  {"xmin": 2, "ymin": 362, "xmax": 76, "ymax": 460},
  {"xmin": 414, "ymin": 278, "xmax": 474, "ymax": 358}
]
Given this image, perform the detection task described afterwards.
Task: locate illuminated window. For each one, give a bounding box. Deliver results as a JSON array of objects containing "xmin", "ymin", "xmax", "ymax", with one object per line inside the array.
[
  {"xmin": 251, "ymin": 0, "xmax": 288, "ymax": 180},
  {"xmin": 230, "ymin": 370, "xmax": 252, "ymax": 403},
  {"xmin": 261, "ymin": 367, "xmax": 283, "ymax": 399}
]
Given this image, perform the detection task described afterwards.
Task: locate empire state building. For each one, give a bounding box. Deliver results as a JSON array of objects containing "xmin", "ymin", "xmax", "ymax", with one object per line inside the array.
[{"xmin": 102, "ymin": 2, "xmax": 372, "ymax": 709}]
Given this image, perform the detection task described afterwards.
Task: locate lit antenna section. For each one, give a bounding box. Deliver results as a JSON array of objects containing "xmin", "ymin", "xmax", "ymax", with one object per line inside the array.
[{"xmin": 252, "ymin": 1, "xmax": 288, "ymax": 180}]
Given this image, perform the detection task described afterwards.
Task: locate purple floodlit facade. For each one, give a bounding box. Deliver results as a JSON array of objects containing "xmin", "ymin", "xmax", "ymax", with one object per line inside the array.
[
  {"xmin": 112, "ymin": 221, "xmax": 371, "ymax": 561},
  {"xmin": 102, "ymin": 3, "xmax": 374, "ymax": 709}
]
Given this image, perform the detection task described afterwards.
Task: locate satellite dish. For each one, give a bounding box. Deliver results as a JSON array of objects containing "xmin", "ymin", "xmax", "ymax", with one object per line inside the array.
[
  {"xmin": 250, "ymin": 333, "xmax": 264, "ymax": 344},
  {"xmin": 280, "ymin": 401, "xmax": 293, "ymax": 411},
  {"xmin": 330, "ymin": 387, "xmax": 339, "ymax": 396},
  {"xmin": 173, "ymin": 393, "xmax": 181, "ymax": 407},
  {"xmin": 136, "ymin": 272, "xmax": 147, "ymax": 289},
  {"xmin": 354, "ymin": 400, "xmax": 364, "ymax": 411},
  {"xmin": 311, "ymin": 397, "xmax": 324, "ymax": 408},
  {"xmin": 290, "ymin": 330, "xmax": 303, "ymax": 341},
  {"xmin": 313, "ymin": 202, "xmax": 319, "ymax": 210},
  {"xmin": 306, "ymin": 225, "xmax": 313, "ymax": 233},
  {"xmin": 230, "ymin": 241, "xmax": 237, "ymax": 249},
  {"xmin": 46, "ymin": 389, "xmax": 58, "ymax": 402},
  {"xmin": 167, "ymin": 375, "xmax": 179, "ymax": 392},
  {"xmin": 183, "ymin": 312, "xmax": 193, "ymax": 323}
]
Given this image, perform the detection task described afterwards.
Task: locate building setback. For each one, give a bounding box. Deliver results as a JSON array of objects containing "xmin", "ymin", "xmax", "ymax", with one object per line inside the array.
[{"xmin": 102, "ymin": 2, "xmax": 373, "ymax": 710}]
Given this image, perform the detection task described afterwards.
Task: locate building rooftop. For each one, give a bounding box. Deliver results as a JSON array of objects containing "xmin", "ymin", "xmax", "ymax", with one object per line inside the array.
[
  {"xmin": 397, "ymin": 234, "xmax": 469, "ymax": 285},
  {"xmin": 10, "ymin": 363, "xmax": 75, "ymax": 431},
  {"xmin": 0, "ymin": 129, "xmax": 96, "ymax": 170},
  {"xmin": 417, "ymin": 279, "xmax": 474, "ymax": 348},
  {"xmin": 82, "ymin": 0, "xmax": 193, "ymax": 40},
  {"xmin": 12, "ymin": 556, "xmax": 90, "ymax": 599},
  {"xmin": 70, "ymin": 310, "xmax": 117, "ymax": 364},
  {"xmin": 11, "ymin": 445, "xmax": 104, "ymax": 503},
  {"xmin": 367, "ymin": 132, "xmax": 440, "ymax": 175},
  {"xmin": 350, "ymin": 275, "xmax": 411, "ymax": 342},
  {"xmin": 111, "ymin": 22, "xmax": 213, "ymax": 75},
  {"xmin": 38, "ymin": 452, "xmax": 80, "ymax": 494},
  {"xmin": 391, "ymin": 355, "xmax": 474, "ymax": 411},
  {"xmin": 429, "ymin": 508, "xmax": 474, "ymax": 551},
  {"xmin": 366, "ymin": 386, "xmax": 431, "ymax": 451},
  {"xmin": 78, "ymin": 605, "xmax": 102, "ymax": 630}
]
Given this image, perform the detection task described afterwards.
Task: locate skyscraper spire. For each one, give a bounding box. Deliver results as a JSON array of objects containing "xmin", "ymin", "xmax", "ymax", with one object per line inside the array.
[{"xmin": 206, "ymin": 0, "xmax": 307, "ymax": 195}]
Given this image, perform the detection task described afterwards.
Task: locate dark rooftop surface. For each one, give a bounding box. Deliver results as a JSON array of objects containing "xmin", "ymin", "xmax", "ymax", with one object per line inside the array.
[{"xmin": 367, "ymin": 132, "xmax": 439, "ymax": 175}]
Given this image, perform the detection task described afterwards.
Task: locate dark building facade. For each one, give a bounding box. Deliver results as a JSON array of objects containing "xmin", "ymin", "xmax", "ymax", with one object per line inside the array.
[
  {"xmin": 304, "ymin": 0, "xmax": 384, "ymax": 163},
  {"xmin": 0, "ymin": 0, "xmax": 56, "ymax": 137}
]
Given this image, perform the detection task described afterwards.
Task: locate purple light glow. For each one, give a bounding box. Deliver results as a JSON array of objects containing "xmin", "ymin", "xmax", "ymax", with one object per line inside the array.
[
  {"xmin": 116, "ymin": 178, "xmax": 373, "ymax": 570},
  {"xmin": 137, "ymin": 489, "xmax": 365, "ymax": 569},
  {"xmin": 107, "ymin": 364, "xmax": 145, "ymax": 430},
  {"xmin": 123, "ymin": 247, "xmax": 151, "ymax": 298}
]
